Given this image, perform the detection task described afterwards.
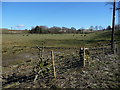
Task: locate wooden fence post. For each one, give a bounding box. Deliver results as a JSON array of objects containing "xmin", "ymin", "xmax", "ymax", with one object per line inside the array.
[
  {"xmin": 114, "ymin": 43, "xmax": 118, "ymax": 54},
  {"xmin": 79, "ymin": 47, "xmax": 85, "ymax": 67},
  {"xmin": 51, "ymin": 50, "xmax": 56, "ymax": 79}
]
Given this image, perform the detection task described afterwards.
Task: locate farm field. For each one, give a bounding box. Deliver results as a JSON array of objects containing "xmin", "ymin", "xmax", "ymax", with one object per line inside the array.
[
  {"xmin": 2, "ymin": 30, "xmax": 112, "ymax": 48},
  {"xmin": 2, "ymin": 30, "xmax": 120, "ymax": 88},
  {"xmin": 2, "ymin": 1, "xmax": 120, "ymax": 89},
  {"xmin": 2, "ymin": 31, "xmax": 113, "ymax": 66}
]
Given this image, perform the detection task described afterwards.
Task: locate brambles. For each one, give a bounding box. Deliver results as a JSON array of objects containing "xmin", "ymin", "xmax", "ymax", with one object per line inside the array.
[{"xmin": 33, "ymin": 46, "xmax": 52, "ymax": 82}]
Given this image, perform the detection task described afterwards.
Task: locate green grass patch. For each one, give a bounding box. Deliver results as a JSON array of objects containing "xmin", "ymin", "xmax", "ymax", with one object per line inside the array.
[{"xmin": 2, "ymin": 31, "xmax": 113, "ymax": 49}]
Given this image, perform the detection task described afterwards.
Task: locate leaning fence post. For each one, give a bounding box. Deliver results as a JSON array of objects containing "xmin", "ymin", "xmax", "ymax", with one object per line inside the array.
[
  {"xmin": 51, "ymin": 50, "xmax": 56, "ymax": 79},
  {"xmin": 79, "ymin": 47, "xmax": 85, "ymax": 67}
]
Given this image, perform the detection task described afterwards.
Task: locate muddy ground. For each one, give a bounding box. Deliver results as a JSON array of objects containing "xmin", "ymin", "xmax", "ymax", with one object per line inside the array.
[{"xmin": 2, "ymin": 47, "xmax": 120, "ymax": 89}]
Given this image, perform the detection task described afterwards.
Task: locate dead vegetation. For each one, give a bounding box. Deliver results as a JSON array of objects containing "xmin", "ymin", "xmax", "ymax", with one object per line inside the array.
[{"xmin": 2, "ymin": 47, "xmax": 120, "ymax": 89}]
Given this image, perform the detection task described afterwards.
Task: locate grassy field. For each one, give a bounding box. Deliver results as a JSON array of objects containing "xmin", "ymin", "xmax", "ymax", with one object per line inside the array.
[
  {"xmin": 2, "ymin": 30, "xmax": 120, "ymax": 88},
  {"xmin": 2, "ymin": 30, "xmax": 116, "ymax": 67},
  {"xmin": 2, "ymin": 30, "xmax": 112, "ymax": 49}
]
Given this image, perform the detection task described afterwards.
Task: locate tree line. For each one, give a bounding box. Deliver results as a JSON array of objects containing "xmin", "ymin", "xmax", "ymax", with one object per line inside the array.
[{"xmin": 29, "ymin": 25, "xmax": 120, "ymax": 34}]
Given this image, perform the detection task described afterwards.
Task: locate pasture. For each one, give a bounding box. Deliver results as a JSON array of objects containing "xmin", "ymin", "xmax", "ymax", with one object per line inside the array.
[
  {"xmin": 2, "ymin": 30, "xmax": 120, "ymax": 88},
  {"xmin": 2, "ymin": 31, "xmax": 112, "ymax": 66},
  {"xmin": 2, "ymin": 30, "xmax": 111, "ymax": 48}
]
